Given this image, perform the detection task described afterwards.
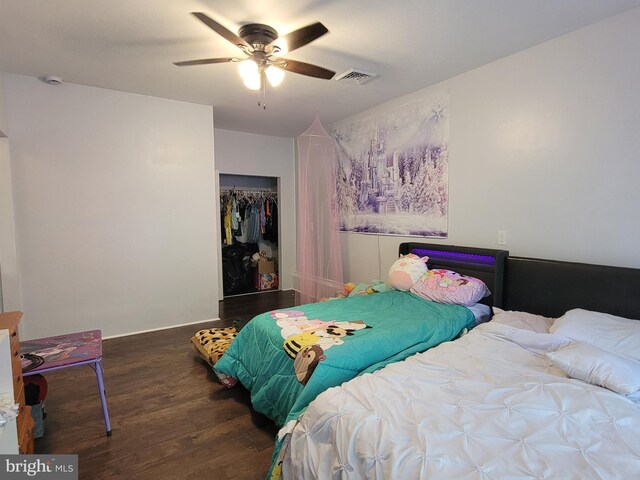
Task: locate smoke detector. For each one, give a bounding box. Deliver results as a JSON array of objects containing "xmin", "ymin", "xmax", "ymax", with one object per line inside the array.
[
  {"xmin": 334, "ymin": 69, "xmax": 376, "ymax": 85},
  {"xmin": 39, "ymin": 75, "xmax": 63, "ymax": 85}
]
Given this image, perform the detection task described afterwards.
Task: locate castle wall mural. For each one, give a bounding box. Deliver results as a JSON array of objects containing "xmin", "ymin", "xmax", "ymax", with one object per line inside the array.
[{"xmin": 332, "ymin": 92, "xmax": 449, "ymax": 237}]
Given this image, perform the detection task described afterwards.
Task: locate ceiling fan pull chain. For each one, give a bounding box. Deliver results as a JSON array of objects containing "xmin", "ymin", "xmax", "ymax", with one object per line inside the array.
[{"xmin": 258, "ymin": 70, "xmax": 267, "ymax": 110}]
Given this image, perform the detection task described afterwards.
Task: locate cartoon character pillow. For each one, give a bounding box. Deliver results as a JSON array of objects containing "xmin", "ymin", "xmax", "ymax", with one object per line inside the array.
[
  {"xmin": 411, "ymin": 269, "xmax": 490, "ymax": 306},
  {"xmin": 388, "ymin": 254, "xmax": 429, "ymax": 291}
]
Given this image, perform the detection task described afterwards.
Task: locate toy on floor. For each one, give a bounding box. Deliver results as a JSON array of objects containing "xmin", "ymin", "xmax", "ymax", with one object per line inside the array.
[{"xmin": 191, "ymin": 326, "xmax": 238, "ymax": 367}]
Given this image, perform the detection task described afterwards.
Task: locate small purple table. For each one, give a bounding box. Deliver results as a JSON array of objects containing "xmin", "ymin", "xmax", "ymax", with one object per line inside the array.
[{"xmin": 20, "ymin": 330, "xmax": 112, "ymax": 436}]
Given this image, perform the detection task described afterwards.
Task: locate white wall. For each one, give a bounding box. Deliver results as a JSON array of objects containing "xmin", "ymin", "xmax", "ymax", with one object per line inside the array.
[
  {"xmin": 0, "ymin": 71, "xmax": 7, "ymax": 136},
  {"xmin": 337, "ymin": 7, "xmax": 640, "ymax": 282},
  {"xmin": 5, "ymin": 75, "xmax": 218, "ymax": 339},
  {"xmin": 0, "ymin": 71, "xmax": 21, "ymax": 313},
  {"xmin": 214, "ymin": 129, "xmax": 295, "ymax": 296}
]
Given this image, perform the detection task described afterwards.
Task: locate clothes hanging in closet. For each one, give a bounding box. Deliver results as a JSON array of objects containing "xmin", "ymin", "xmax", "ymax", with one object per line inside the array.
[
  {"xmin": 245, "ymin": 201, "xmax": 262, "ymax": 243},
  {"xmin": 220, "ymin": 190, "xmax": 278, "ymax": 245},
  {"xmin": 224, "ymin": 201, "xmax": 232, "ymax": 246},
  {"xmin": 263, "ymin": 198, "xmax": 278, "ymax": 242}
]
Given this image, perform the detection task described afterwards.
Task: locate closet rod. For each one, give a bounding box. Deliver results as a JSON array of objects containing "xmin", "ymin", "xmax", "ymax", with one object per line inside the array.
[{"xmin": 220, "ymin": 188, "xmax": 277, "ymax": 194}]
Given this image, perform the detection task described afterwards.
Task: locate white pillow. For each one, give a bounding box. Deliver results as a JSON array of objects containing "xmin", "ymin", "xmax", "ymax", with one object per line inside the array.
[
  {"xmin": 492, "ymin": 308, "xmax": 554, "ymax": 333},
  {"xmin": 550, "ymin": 309, "xmax": 640, "ymax": 361},
  {"xmin": 547, "ymin": 341, "xmax": 640, "ymax": 395},
  {"xmin": 467, "ymin": 303, "xmax": 492, "ymax": 324}
]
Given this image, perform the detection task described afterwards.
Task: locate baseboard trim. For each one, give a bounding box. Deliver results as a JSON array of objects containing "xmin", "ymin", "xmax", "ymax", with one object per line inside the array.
[{"xmin": 103, "ymin": 317, "xmax": 222, "ymax": 340}]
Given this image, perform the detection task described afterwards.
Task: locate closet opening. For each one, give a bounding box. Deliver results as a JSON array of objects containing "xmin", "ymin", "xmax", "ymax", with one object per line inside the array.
[{"xmin": 219, "ymin": 173, "xmax": 279, "ymax": 298}]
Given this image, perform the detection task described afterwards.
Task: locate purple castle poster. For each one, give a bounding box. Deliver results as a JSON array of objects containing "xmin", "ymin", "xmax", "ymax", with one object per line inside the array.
[{"xmin": 332, "ymin": 92, "xmax": 449, "ymax": 237}]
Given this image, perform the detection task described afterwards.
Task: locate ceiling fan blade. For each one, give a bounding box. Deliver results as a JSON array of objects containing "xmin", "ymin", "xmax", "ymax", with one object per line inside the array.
[
  {"xmin": 174, "ymin": 57, "xmax": 235, "ymax": 67},
  {"xmin": 191, "ymin": 12, "xmax": 251, "ymax": 50},
  {"xmin": 269, "ymin": 22, "xmax": 328, "ymax": 54},
  {"xmin": 278, "ymin": 59, "xmax": 335, "ymax": 79}
]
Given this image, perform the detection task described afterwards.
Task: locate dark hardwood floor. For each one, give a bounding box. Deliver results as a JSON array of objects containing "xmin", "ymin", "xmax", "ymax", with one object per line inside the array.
[{"xmin": 35, "ymin": 290, "xmax": 297, "ymax": 480}]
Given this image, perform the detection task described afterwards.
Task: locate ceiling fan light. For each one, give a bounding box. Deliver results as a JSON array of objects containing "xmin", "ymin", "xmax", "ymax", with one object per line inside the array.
[
  {"xmin": 243, "ymin": 76, "xmax": 261, "ymax": 91},
  {"xmin": 266, "ymin": 66, "xmax": 285, "ymax": 87},
  {"xmin": 239, "ymin": 60, "xmax": 261, "ymax": 90}
]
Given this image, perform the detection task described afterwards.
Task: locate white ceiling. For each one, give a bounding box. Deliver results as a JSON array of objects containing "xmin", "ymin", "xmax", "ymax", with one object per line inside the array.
[{"xmin": 1, "ymin": 0, "xmax": 639, "ymax": 137}]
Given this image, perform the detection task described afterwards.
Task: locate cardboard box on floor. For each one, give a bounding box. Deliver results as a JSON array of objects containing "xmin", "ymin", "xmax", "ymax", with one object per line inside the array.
[{"xmin": 258, "ymin": 260, "xmax": 275, "ymax": 274}]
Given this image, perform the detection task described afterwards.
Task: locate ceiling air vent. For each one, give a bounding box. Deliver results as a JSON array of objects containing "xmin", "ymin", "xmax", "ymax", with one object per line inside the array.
[{"xmin": 334, "ymin": 69, "xmax": 377, "ymax": 85}]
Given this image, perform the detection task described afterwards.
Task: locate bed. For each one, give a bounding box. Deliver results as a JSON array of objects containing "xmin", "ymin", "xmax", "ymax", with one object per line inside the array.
[
  {"xmin": 213, "ymin": 243, "xmax": 508, "ymax": 429},
  {"xmin": 276, "ymin": 255, "xmax": 640, "ymax": 479}
]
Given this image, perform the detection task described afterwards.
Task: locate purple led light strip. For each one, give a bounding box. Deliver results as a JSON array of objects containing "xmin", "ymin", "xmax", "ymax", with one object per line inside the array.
[{"xmin": 411, "ymin": 248, "xmax": 496, "ymax": 266}]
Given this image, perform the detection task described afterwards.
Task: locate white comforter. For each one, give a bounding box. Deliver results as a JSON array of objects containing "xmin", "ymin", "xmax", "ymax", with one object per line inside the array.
[{"xmin": 281, "ymin": 322, "xmax": 640, "ymax": 479}]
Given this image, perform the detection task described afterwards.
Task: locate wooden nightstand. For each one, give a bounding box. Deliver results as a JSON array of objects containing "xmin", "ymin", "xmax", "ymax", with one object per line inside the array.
[{"xmin": 0, "ymin": 311, "xmax": 34, "ymax": 454}]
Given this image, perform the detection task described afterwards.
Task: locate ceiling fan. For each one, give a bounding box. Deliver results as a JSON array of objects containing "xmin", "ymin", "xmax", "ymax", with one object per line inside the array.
[{"xmin": 174, "ymin": 12, "xmax": 335, "ymax": 104}]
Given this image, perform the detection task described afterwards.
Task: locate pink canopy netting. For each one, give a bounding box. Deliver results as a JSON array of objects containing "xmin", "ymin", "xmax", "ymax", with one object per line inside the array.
[{"xmin": 294, "ymin": 115, "xmax": 344, "ymax": 303}]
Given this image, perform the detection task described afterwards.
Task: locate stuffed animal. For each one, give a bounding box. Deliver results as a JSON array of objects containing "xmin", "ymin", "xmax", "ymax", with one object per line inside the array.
[
  {"xmin": 388, "ymin": 254, "xmax": 429, "ymax": 291},
  {"xmin": 347, "ymin": 282, "xmax": 373, "ymax": 297},
  {"xmin": 367, "ymin": 280, "xmax": 393, "ymax": 294},
  {"xmin": 251, "ymin": 251, "xmax": 269, "ymax": 266},
  {"xmin": 343, "ymin": 282, "xmax": 357, "ymax": 296}
]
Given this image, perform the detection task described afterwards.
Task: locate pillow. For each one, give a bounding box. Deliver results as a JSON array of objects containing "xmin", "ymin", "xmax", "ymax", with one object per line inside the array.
[
  {"xmin": 467, "ymin": 303, "xmax": 493, "ymax": 324},
  {"xmin": 388, "ymin": 254, "xmax": 429, "ymax": 291},
  {"xmin": 410, "ymin": 269, "xmax": 489, "ymax": 306},
  {"xmin": 191, "ymin": 326, "xmax": 238, "ymax": 366},
  {"xmin": 550, "ymin": 308, "xmax": 640, "ymax": 362},
  {"xmin": 491, "ymin": 309, "xmax": 555, "ymax": 333},
  {"xmin": 546, "ymin": 341, "xmax": 640, "ymax": 395}
]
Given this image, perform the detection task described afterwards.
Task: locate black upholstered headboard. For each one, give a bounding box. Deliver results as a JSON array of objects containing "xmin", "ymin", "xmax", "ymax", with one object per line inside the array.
[
  {"xmin": 503, "ymin": 257, "xmax": 640, "ymax": 320},
  {"xmin": 398, "ymin": 243, "xmax": 509, "ymax": 307}
]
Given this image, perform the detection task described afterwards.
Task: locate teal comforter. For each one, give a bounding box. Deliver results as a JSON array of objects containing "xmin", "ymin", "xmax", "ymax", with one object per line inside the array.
[{"xmin": 214, "ymin": 290, "xmax": 475, "ymax": 427}]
